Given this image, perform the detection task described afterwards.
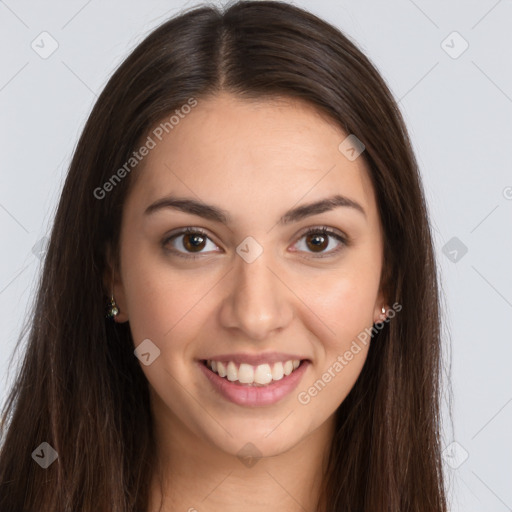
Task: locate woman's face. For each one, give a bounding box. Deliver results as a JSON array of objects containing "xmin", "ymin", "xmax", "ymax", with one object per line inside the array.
[{"xmin": 110, "ymin": 92, "xmax": 387, "ymax": 458}]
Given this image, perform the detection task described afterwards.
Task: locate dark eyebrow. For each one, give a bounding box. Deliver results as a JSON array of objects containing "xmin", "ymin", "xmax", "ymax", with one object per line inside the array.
[{"xmin": 144, "ymin": 193, "xmax": 366, "ymax": 224}]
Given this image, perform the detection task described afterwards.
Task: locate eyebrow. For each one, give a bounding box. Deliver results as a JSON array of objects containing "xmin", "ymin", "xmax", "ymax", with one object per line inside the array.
[{"xmin": 144, "ymin": 193, "xmax": 366, "ymax": 225}]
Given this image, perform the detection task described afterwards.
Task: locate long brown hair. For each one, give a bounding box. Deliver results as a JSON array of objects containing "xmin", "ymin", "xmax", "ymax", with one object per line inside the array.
[{"xmin": 0, "ymin": 1, "xmax": 448, "ymax": 510}]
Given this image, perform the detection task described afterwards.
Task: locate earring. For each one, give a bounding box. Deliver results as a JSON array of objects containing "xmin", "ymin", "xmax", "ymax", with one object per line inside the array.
[
  {"xmin": 381, "ymin": 306, "xmax": 386, "ymax": 315},
  {"xmin": 106, "ymin": 294, "xmax": 119, "ymax": 319},
  {"xmin": 106, "ymin": 268, "xmax": 119, "ymax": 319}
]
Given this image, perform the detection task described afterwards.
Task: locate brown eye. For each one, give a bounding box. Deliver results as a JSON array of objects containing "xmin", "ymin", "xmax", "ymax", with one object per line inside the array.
[
  {"xmin": 162, "ymin": 228, "xmax": 220, "ymax": 258},
  {"xmin": 305, "ymin": 232, "xmax": 329, "ymax": 252},
  {"xmin": 293, "ymin": 227, "xmax": 347, "ymax": 257},
  {"xmin": 182, "ymin": 232, "xmax": 206, "ymax": 252}
]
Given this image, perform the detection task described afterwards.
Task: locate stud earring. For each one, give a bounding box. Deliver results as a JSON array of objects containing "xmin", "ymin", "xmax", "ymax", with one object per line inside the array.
[{"xmin": 376, "ymin": 306, "xmax": 387, "ymax": 323}]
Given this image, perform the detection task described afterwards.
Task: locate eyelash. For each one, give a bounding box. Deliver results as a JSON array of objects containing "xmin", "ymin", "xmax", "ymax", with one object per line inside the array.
[{"xmin": 162, "ymin": 226, "xmax": 348, "ymax": 260}]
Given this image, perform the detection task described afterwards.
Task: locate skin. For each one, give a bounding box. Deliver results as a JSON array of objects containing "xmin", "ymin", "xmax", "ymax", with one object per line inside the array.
[{"xmin": 104, "ymin": 92, "xmax": 388, "ymax": 512}]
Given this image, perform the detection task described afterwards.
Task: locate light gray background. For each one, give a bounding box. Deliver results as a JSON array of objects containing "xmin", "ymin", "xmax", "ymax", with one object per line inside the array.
[{"xmin": 1, "ymin": 1, "xmax": 511, "ymax": 510}]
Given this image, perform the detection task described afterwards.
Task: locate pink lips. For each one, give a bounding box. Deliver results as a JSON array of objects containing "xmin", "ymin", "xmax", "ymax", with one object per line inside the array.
[{"xmin": 197, "ymin": 359, "xmax": 310, "ymax": 407}]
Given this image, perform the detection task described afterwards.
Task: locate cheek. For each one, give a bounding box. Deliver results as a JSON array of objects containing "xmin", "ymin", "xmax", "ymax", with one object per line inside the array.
[
  {"xmin": 301, "ymin": 260, "xmax": 380, "ymax": 351},
  {"xmin": 124, "ymin": 274, "xmax": 201, "ymax": 345},
  {"xmin": 121, "ymin": 243, "xmax": 220, "ymax": 354},
  {"xmin": 297, "ymin": 270, "xmax": 378, "ymax": 410},
  {"xmin": 119, "ymin": 241, "xmax": 191, "ymax": 343}
]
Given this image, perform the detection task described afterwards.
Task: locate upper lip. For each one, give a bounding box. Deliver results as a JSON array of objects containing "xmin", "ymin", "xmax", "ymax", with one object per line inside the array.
[{"xmin": 199, "ymin": 352, "xmax": 310, "ymax": 366}]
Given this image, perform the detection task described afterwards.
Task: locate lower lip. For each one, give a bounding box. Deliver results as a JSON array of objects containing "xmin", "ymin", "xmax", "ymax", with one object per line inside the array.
[{"xmin": 197, "ymin": 360, "xmax": 310, "ymax": 407}]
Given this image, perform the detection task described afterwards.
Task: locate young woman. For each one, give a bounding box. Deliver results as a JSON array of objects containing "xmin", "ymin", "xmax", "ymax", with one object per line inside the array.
[{"xmin": 0, "ymin": 1, "xmax": 448, "ymax": 511}]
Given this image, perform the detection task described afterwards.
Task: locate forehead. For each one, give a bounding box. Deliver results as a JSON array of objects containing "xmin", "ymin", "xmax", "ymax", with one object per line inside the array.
[{"xmin": 124, "ymin": 92, "xmax": 378, "ymax": 226}]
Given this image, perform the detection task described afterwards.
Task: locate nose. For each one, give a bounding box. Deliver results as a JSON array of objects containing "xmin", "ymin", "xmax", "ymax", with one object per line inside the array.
[{"xmin": 218, "ymin": 250, "xmax": 294, "ymax": 341}]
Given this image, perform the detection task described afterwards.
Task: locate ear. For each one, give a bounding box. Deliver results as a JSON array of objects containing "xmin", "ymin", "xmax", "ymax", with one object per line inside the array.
[{"xmin": 103, "ymin": 242, "xmax": 129, "ymax": 323}]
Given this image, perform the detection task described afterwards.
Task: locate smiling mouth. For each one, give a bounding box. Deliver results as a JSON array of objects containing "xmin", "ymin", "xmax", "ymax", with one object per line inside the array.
[{"xmin": 200, "ymin": 358, "xmax": 306, "ymax": 387}]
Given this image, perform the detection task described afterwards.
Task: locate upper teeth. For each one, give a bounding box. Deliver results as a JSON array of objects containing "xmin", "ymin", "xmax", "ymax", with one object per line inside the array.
[{"xmin": 207, "ymin": 359, "xmax": 301, "ymax": 385}]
